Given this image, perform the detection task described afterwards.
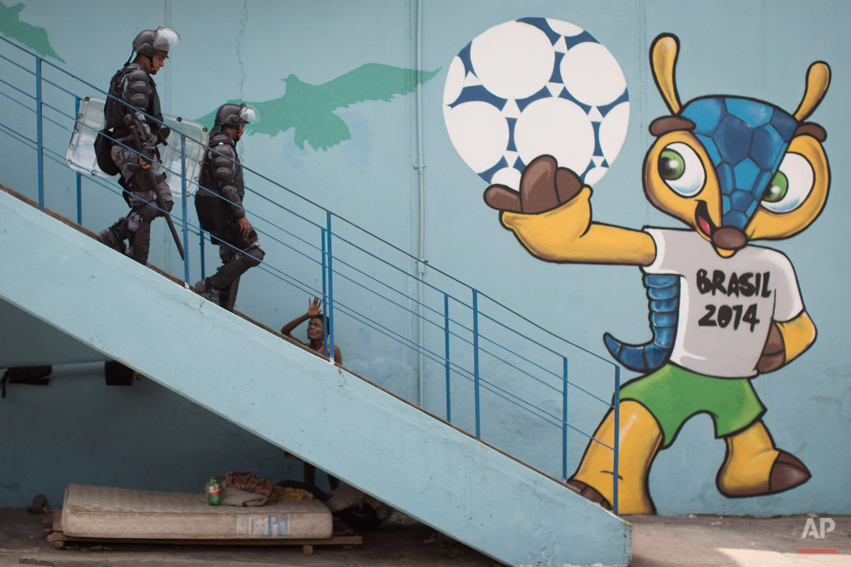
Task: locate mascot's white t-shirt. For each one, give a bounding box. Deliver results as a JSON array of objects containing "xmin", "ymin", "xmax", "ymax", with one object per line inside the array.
[{"xmin": 643, "ymin": 228, "xmax": 803, "ymax": 378}]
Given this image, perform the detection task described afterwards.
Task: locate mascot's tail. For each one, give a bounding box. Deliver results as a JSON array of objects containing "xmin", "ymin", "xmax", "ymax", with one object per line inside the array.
[{"xmin": 604, "ymin": 274, "xmax": 679, "ymax": 373}]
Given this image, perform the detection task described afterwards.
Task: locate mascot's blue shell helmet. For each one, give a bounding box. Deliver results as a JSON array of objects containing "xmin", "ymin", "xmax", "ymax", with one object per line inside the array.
[{"xmin": 680, "ymin": 97, "xmax": 798, "ymax": 230}]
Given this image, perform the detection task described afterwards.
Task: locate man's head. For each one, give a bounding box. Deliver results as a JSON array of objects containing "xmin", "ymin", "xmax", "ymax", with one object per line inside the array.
[
  {"xmin": 212, "ymin": 103, "xmax": 260, "ymax": 140},
  {"xmin": 307, "ymin": 316, "xmax": 325, "ymax": 341},
  {"xmin": 132, "ymin": 27, "xmax": 180, "ymax": 73}
]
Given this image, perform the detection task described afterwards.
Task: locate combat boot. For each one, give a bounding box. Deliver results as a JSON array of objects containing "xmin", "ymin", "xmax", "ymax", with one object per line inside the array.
[
  {"xmin": 97, "ymin": 218, "xmax": 129, "ymax": 254},
  {"xmin": 193, "ymin": 278, "xmax": 221, "ymax": 306}
]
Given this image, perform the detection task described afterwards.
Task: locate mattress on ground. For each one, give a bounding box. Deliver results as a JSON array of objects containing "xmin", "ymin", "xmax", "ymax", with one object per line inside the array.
[{"xmin": 61, "ymin": 484, "xmax": 333, "ymax": 539}]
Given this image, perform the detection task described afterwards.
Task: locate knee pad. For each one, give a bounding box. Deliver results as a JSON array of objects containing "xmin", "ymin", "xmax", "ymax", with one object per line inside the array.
[
  {"xmin": 139, "ymin": 204, "xmax": 159, "ymax": 222},
  {"xmin": 244, "ymin": 244, "xmax": 264, "ymax": 267}
]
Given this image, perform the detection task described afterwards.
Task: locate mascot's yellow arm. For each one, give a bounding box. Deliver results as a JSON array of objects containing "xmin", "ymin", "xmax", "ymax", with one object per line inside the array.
[
  {"xmin": 778, "ymin": 311, "xmax": 816, "ymax": 363},
  {"xmin": 500, "ymin": 187, "xmax": 656, "ymax": 265}
]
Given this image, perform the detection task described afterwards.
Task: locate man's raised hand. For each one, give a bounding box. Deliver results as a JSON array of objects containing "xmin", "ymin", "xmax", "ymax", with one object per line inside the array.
[{"xmin": 307, "ymin": 297, "xmax": 322, "ymax": 318}]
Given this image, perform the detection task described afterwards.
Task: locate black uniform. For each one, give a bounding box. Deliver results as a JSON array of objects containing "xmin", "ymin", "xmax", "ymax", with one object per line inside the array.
[
  {"xmin": 194, "ymin": 131, "xmax": 264, "ymax": 310},
  {"xmin": 98, "ymin": 62, "xmax": 173, "ymax": 264}
]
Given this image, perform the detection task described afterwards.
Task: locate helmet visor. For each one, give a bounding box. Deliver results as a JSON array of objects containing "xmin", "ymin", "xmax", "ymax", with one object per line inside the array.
[
  {"xmin": 153, "ymin": 27, "xmax": 180, "ymax": 56},
  {"xmin": 238, "ymin": 104, "xmax": 260, "ymax": 124}
]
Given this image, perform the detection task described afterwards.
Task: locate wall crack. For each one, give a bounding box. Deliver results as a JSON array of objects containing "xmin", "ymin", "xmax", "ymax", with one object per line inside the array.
[{"xmin": 237, "ymin": 0, "xmax": 249, "ymax": 99}]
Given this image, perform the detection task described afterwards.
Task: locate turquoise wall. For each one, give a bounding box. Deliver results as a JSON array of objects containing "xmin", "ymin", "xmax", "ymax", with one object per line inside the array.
[{"xmin": 0, "ymin": 0, "xmax": 848, "ymax": 517}]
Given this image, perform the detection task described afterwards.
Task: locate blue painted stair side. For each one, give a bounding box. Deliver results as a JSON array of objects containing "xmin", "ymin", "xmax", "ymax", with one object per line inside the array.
[{"xmin": 0, "ymin": 187, "xmax": 631, "ymax": 567}]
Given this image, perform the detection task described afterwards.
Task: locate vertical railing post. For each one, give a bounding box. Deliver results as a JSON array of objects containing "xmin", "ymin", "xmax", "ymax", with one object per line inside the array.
[
  {"xmin": 613, "ymin": 365, "xmax": 620, "ymax": 515},
  {"xmin": 74, "ymin": 96, "xmax": 82, "ymax": 224},
  {"xmin": 562, "ymin": 356, "xmax": 568, "ymax": 481},
  {"xmin": 35, "ymin": 57, "xmax": 44, "ymax": 211},
  {"xmin": 472, "ymin": 289, "xmax": 481, "ymax": 440},
  {"xmin": 180, "ymin": 135, "xmax": 190, "ymax": 283},
  {"xmin": 321, "ymin": 226, "xmax": 328, "ymax": 352},
  {"xmin": 199, "ymin": 229, "xmax": 206, "ymax": 279},
  {"xmin": 325, "ymin": 212, "xmax": 335, "ymax": 363},
  {"xmin": 444, "ymin": 293, "xmax": 451, "ymax": 423}
]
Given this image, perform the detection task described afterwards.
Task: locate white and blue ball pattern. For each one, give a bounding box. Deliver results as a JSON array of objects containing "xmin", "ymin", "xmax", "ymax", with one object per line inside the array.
[{"xmin": 443, "ymin": 18, "xmax": 630, "ymax": 189}]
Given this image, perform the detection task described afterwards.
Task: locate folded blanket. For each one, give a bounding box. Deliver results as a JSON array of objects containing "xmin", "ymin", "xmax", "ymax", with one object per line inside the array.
[{"xmin": 221, "ymin": 486, "xmax": 268, "ymax": 507}]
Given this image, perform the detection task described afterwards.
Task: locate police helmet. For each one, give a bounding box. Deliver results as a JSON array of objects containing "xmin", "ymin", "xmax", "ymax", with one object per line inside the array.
[
  {"xmin": 133, "ymin": 27, "xmax": 180, "ymax": 59},
  {"xmin": 214, "ymin": 103, "xmax": 261, "ymax": 129}
]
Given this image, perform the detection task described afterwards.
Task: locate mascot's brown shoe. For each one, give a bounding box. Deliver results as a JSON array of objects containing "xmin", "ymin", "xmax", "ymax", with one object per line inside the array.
[
  {"xmin": 769, "ymin": 451, "xmax": 811, "ymax": 493},
  {"xmin": 567, "ymin": 479, "xmax": 612, "ymax": 511},
  {"xmin": 717, "ymin": 421, "xmax": 811, "ymax": 497}
]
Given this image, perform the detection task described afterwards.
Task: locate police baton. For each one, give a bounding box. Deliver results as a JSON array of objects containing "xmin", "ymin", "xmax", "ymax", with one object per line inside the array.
[{"xmin": 123, "ymin": 115, "xmax": 184, "ymax": 260}]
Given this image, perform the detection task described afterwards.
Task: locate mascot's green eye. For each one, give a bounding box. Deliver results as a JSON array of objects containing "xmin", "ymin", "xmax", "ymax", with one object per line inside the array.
[
  {"xmin": 659, "ymin": 150, "xmax": 685, "ymax": 180},
  {"xmin": 763, "ymin": 172, "xmax": 788, "ymax": 203},
  {"xmin": 657, "ymin": 142, "xmax": 705, "ymax": 197},
  {"xmin": 761, "ymin": 153, "xmax": 813, "ymax": 214}
]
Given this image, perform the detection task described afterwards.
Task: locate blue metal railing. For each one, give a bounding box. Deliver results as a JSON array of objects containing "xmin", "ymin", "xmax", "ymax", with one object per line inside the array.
[{"xmin": 0, "ymin": 36, "xmax": 622, "ymax": 513}]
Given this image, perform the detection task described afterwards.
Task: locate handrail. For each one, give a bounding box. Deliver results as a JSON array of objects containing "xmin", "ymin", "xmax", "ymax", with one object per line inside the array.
[{"xmin": 0, "ymin": 35, "xmax": 621, "ymax": 513}]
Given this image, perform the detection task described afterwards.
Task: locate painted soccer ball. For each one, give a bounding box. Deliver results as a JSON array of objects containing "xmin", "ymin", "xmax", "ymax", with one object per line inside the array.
[{"xmin": 443, "ymin": 18, "xmax": 629, "ymax": 189}]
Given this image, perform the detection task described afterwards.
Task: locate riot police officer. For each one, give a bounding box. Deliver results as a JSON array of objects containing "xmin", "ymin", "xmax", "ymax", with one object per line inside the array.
[
  {"xmin": 194, "ymin": 103, "xmax": 264, "ymax": 310},
  {"xmin": 97, "ymin": 27, "xmax": 180, "ymax": 265}
]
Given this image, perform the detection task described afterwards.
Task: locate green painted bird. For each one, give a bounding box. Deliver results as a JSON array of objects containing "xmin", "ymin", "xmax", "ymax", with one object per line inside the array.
[
  {"xmin": 199, "ymin": 63, "xmax": 439, "ymax": 151},
  {"xmin": 0, "ymin": 1, "xmax": 64, "ymax": 63}
]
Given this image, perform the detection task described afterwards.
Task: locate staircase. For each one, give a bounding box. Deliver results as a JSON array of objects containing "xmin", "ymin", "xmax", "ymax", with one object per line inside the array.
[{"xmin": 0, "ymin": 184, "xmax": 630, "ymax": 566}]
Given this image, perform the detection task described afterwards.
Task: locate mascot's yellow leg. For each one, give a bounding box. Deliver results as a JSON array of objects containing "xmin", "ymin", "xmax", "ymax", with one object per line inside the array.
[
  {"xmin": 568, "ymin": 400, "xmax": 662, "ymax": 515},
  {"xmin": 717, "ymin": 421, "xmax": 810, "ymax": 497}
]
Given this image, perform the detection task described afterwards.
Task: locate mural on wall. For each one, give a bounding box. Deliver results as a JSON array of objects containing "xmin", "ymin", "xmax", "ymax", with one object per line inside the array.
[
  {"xmin": 443, "ymin": 18, "xmax": 629, "ymax": 192},
  {"xmin": 0, "ymin": 1, "xmax": 63, "ymax": 63},
  {"xmin": 446, "ymin": 24, "xmax": 831, "ymax": 514},
  {"xmin": 199, "ymin": 63, "xmax": 438, "ymax": 152}
]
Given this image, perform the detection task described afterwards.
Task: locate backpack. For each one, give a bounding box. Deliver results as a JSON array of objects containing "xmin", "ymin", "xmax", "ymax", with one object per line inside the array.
[
  {"xmin": 96, "ymin": 66, "xmax": 136, "ymax": 177},
  {"xmin": 104, "ymin": 66, "xmax": 132, "ymax": 131},
  {"xmin": 94, "ymin": 128, "xmax": 120, "ymax": 176}
]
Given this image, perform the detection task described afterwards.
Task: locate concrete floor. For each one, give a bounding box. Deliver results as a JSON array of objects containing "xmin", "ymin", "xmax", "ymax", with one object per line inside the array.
[
  {"xmin": 630, "ymin": 514, "xmax": 850, "ymax": 567},
  {"xmin": 0, "ymin": 508, "xmax": 848, "ymax": 566}
]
